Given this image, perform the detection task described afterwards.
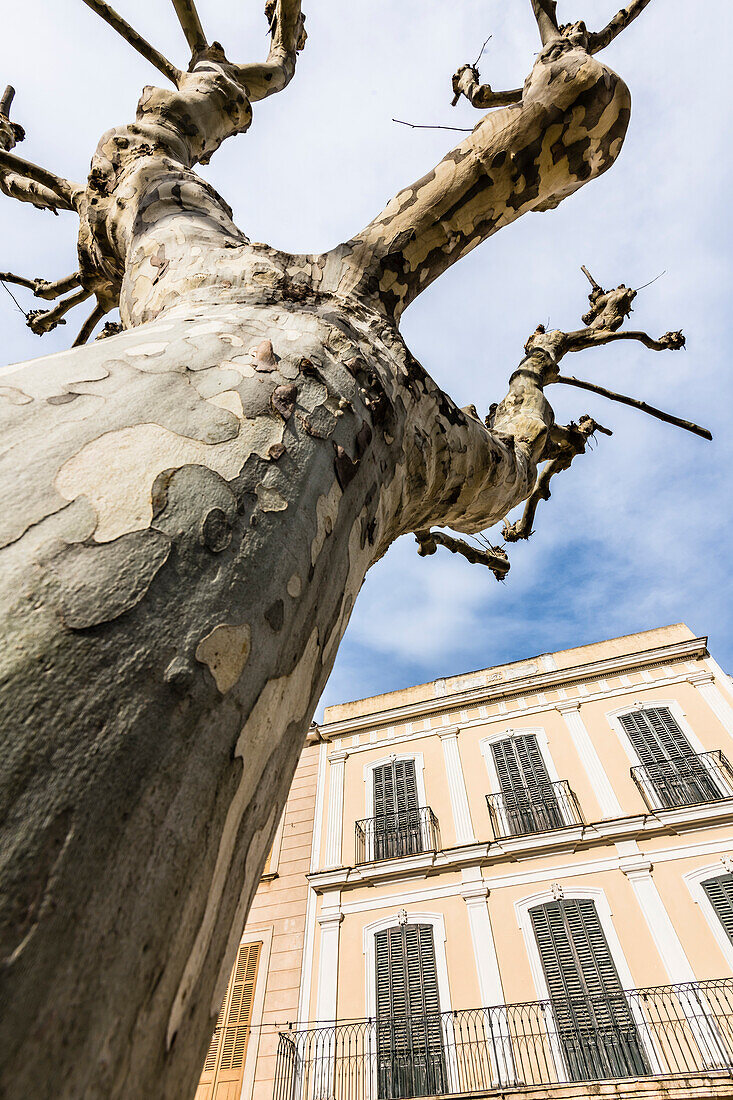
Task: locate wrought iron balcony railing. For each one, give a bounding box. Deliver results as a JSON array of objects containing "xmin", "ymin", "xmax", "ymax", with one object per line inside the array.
[
  {"xmin": 631, "ymin": 750, "xmax": 733, "ymax": 811},
  {"xmin": 274, "ymin": 978, "xmax": 733, "ymax": 1100},
  {"xmin": 355, "ymin": 808, "xmax": 440, "ymax": 865},
  {"xmin": 485, "ymin": 780, "xmax": 583, "ymax": 840}
]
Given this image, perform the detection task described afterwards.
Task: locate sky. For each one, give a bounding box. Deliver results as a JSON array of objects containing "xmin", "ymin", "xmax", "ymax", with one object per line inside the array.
[{"xmin": 1, "ymin": 0, "xmax": 731, "ymax": 717}]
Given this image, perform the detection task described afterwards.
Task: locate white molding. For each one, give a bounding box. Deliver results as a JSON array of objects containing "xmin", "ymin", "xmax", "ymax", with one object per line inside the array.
[
  {"xmin": 706, "ymin": 657, "xmax": 733, "ymax": 704},
  {"xmin": 362, "ymin": 911, "xmax": 452, "ymax": 1020},
  {"xmin": 266, "ymin": 807, "xmax": 287, "ymax": 876},
  {"xmin": 237, "ymin": 925, "xmax": 273, "ymax": 1100},
  {"xmin": 556, "ymin": 702, "xmax": 623, "ymax": 818},
  {"xmin": 684, "ymin": 862, "xmax": 733, "ymax": 974},
  {"xmin": 621, "ymin": 864, "xmax": 696, "ymax": 983},
  {"xmin": 315, "ymin": 910, "xmax": 343, "ymax": 1023},
  {"xmin": 440, "ymin": 731, "xmax": 476, "ymax": 845},
  {"xmin": 691, "ymin": 674, "xmax": 733, "ymax": 740},
  {"xmin": 460, "ymin": 885, "xmax": 504, "ymax": 1006},
  {"xmin": 363, "ymin": 752, "xmax": 426, "ymax": 818},
  {"xmin": 319, "ymin": 639, "xmax": 707, "ymax": 738},
  {"xmin": 297, "ymin": 739, "xmax": 327, "ymax": 1026},
  {"xmin": 324, "ymin": 749, "xmax": 348, "ymax": 869}
]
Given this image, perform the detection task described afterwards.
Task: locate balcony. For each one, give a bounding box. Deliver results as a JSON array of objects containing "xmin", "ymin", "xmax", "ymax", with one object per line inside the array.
[
  {"xmin": 274, "ymin": 978, "xmax": 733, "ymax": 1100},
  {"xmin": 485, "ymin": 781, "xmax": 583, "ymax": 841},
  {"xmin": 355, "ymin": 808, "xmax": 440, "ymax": 865},
  {"xmin": 631, "ymin": 750, "xmax": 733, "ymax": 812}
]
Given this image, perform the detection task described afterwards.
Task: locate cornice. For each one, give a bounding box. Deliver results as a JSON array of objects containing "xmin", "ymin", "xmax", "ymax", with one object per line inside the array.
[
  {"xmin": 306, "ymin": 796, "xmax": 733, "ymax": 894},
  {"xmin": 319, "ymin": 637, "xmax": 707, "ymax": 738}
]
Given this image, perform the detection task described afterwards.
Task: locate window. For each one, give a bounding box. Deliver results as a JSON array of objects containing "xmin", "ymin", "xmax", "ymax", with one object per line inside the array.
[
  {"xmin": 196, "ymin": 941, "xmax": 261, "ymax": 1100},
  {"xmin": 702, "ymin": 874, "xmax": 733, "ymax": 947},
  {"xmin": 372, "ymin": 759, "xmax": 423, "ymax": 860},
  {"xmin": 529, "ymin": 899, "xmax": 648, "ymax": 1081},
  {"xmin": 490, "ymin": 734, "xmax": 563, "ymax": 834},
  {"xmin": 620, "ymin": 706, "xmax": 722, "ymax": 808},
  {"xmin": 375, "ymin": 924, "xmax": 446, "ymax": 1099}
]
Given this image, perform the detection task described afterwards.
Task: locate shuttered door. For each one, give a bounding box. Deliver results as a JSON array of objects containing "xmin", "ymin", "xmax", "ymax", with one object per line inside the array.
[
  {"xmin": 375, "ymin": 924, "xmax": 446, "ymax": 1098},
  {"xmin": 373, "ymin": 760, "xmax": 422, "ymax": 859},
  {"xmin": 195, "ymin": 941, "xmax": 261, "ymax": 1100},
  {"xmin": 530, "ymin": 900, "xmax": 648, "ymax": 1082},
  {"xmin": 491, "ymin": 735, "xmax": 562, "ymax": 834},
  {"xmin": 620, "ymin": 708, "xmax": 720, "ymax": 807},
  {"xmin": 703, "ymin": 873, "xmax": 733, "ymax": 946}
]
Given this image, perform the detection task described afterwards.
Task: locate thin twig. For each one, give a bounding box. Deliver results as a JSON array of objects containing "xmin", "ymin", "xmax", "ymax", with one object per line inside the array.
[
  {"xmin": 0, "ymin": 86, "xmax": 14, "ymax": 116},
  {"xmin": 392, "ymin": 118, "xmax": 473, "ymax": 133},
  {"xmin": 79, "ymin": 0, "xmax": 182, "ymax": 84},
  {"xmin": 472, "ymin": 33, "xmax": 492, "ymax": 68},
  {"xmin": 635, "ymin": 269, "xmax": 666, "ymax": 292},
  {"xmin": 554, "ymin": 375, "xmax": 712, "ymax": 441},
  {"xmin": 1, "ymin": 279, "xmax": 29, "ymax": 318}
]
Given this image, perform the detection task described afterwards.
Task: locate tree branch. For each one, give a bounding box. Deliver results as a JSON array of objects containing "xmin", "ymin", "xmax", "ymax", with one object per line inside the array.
[
  {"xmin": 78, "ymin": 0, "xmax": 182, "ymax": 84},
  {"xmin": 553, "ymin": 375, "xmax": 712, "ymax": 440},
  {"xmin": 415, "ymin": 529, "xmax": 509, "ymax": 578},
  {"xmin": 530, "ymin": 0, "xmax": 560, "ymax": 45},
  {"xmin": 235, "ymin": 0, "xmax": 306, "ymax": 103},
  {"xmin": 588, "ymin": 0, "xmax": 654, "ymax": 54},
  {"xmin": 0, "ymin": 150, "xmax": 82, "ymax": 211},
  {"xmin": 336, "ymin": 41, "xmax": 632, "ymax": 317},
  {"xmin": 451, "ymin": 65, "xmax": 523, "ymax": 109},
  {"xmin": 170, "ymin": 0, "xmax": 208, "ymax": 58},
  {"xmin": 72, "ymin": 302, "xmax": 106, "ymax": 346},
  {"xmin": 565, "ymin": 327, "xmax": 685, "ymax": 353},
  {"xmin": 0, "ymin": 271, "xmax": 80, "ymax": 300},
  {"xmin": 26, "ymin": 287, "xmax": 91, "ymax": 336}
]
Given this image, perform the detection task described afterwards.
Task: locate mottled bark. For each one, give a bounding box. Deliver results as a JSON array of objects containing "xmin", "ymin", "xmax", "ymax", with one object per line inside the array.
[{"xmin": 0, "ymin": 5, "xmax": 664, "ymax": 1098}]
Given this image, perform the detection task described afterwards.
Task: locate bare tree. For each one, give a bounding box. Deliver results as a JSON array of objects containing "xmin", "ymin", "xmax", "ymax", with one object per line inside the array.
[{"xmin": 0, "ymin": 1, "xmax": 705, "ymax": 1096}]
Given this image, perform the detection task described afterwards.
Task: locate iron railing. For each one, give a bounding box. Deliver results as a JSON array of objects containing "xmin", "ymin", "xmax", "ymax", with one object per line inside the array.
[
  {"xmin": 355, "ymin": 808, "xmax": 440, "ymax": 865},
  {"xmin": 485, "ymin": 780, "xmax": 583, "ymax": 840},
  {"xmin": 274, "ymin": 979, "xmax": 733, "ymax": 1100},
  {"xmin": 632, "ymin": 750, "xmax": 733, "ymax": 811}
]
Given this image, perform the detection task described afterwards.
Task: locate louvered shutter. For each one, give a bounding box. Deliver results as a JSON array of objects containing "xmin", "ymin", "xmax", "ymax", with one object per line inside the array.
[
  {"xmin": 530, "ymin": 900, "xmax": 647, "ymax": 1081},
  {"xmin": 373, "ymin": 761, "xmax": 421, "ymax": 859},
  {"xmin": 491, "ymin": 736, "xmax": 561, "ymax": 833},
  {"xmin": 621, "ymin": 708, "xmax": 721, "ymax": 807},
  {"xmin": 703, "ymin": 873, "xmax": 733, "ymax": 946},
  {"xmin": 375, "ymin": 924, "xmax": 446, "ymax": 1098},
  {"xmin": 195, "ymin": 942, "xmax": 261, "ymax": 1100}
]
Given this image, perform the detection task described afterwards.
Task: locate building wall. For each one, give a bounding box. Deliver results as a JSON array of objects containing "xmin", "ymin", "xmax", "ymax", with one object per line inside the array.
[{"xmin": 306, "ymin": 624, "xmax": 733, "ymax": 1030}]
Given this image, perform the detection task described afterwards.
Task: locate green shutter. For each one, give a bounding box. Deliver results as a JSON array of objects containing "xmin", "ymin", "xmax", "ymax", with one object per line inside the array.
[
  {"xmin": 619, "ymin": 707, "xmax": 695, "ymax": 765},
  {"xmin": 375, "ymin": 924, "xmax": 446, "ymax": 1098},
  {"xmin": 529, "ymin": 899, "xmax": 648, "ymax": 1081},
  {"xmin": 373, "ymin": 760, "xmax": 418, "ymax": 818},
  {"xmin": 703, "ymin": 874, "xmax": 733, "ymax": 946},
  {"xmin": 491, "ymin": 735, "xmax": 561, "ymax": 832}
]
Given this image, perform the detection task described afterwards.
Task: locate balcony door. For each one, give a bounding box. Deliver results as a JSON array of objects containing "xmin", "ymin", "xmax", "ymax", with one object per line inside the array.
[
  {"xmin": 491, "ymin": 734, "xmax": 562, "ymax": 835},
  {"xmin": 530, "ymin": 899, "xmax": 648, "ymax": 1082},
  {"xmin": 375, "ymin": 923, "xmax": 447, "ymax": 1099},
  {"xmin": 372, "ymin": 759, "xmax": 422, "ymax": 860},
  {"xmin": 620, "ymin": 707, "xmax": 721, "ymax": 808}
]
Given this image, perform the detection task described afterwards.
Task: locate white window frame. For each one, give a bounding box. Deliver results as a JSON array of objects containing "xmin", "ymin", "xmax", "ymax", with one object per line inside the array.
[
  {"xmin": 362, "ymin": 911, "xmax": 458, "ymax": 1093},
  {"xmin": 683, "ymin": 863, "xmax": 733, "ymax": 974},
  {"xmin": 514, "ymin": 886, "xmax": 662, "ymax": 1076},
  {"xmin": 363, "ymin": 752, "xmax": 427, "ymax": 818},
  {"xmin": 262, "ymin": 807, "xmax": 286, "ymax": 878},
  {"xmin": 606, "ymin": 698, "xmax": 706, "ymax": 768}
]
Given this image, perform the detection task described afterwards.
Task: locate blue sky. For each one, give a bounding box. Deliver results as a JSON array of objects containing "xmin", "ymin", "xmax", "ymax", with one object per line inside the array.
[{"xmin": 1, "ymin": 0, "xmax": 731, "ymax": 715}]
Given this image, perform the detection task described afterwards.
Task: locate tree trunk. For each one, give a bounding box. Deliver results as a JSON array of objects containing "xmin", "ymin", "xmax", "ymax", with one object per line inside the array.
[{"xmin": 0, "ymin": 13, "xmax": 642, "ymax": 1097}]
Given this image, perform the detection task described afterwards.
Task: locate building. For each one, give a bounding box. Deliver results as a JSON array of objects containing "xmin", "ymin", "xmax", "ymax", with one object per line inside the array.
[{"xmin": 199, "ymin": 624, "xmax": 733, "ymax": 1100}]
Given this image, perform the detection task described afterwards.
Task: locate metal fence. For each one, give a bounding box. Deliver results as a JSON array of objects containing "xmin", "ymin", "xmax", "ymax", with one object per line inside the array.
[
  {"xmin": 355, "ymin": 808, "xmax": 440, "ymax": 865},
  {"xmin": 485, "ymin": 780, "xmax": 583, "ymax": 841},
  {"xmin": 274, "ymin": 980, "xmax": 733, "ymax": 1100},
  {"xmin": 631, "ymin": 750, "xmax": 733, "ymax": 811}
]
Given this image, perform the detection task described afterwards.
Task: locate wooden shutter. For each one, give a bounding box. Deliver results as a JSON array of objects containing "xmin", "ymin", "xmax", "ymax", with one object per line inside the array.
[
  {"xmin": 619, "ymin": 707, "xmax": 695, "ymax": 766},
  {"xmin": 375, "ymin": 924, "xmax": 446, "ymax": 1098},
  {"xmin": 195, "ymin": 941, "xmax": 261, "ymax": 1100},
  {"xmin": 703, "ymin": 873, "xmax": 733, "ymax": 946},
  {"xmin": 529, "ymin": 900, "xmax": 646, "ymax": 1080},
  {"xmin": 373, "ymin": 760, "xmax": 418, "ymax": 818},
  {"xmin": 491, "ymin": 735, "xmax": 552, "ymax": 800}
]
